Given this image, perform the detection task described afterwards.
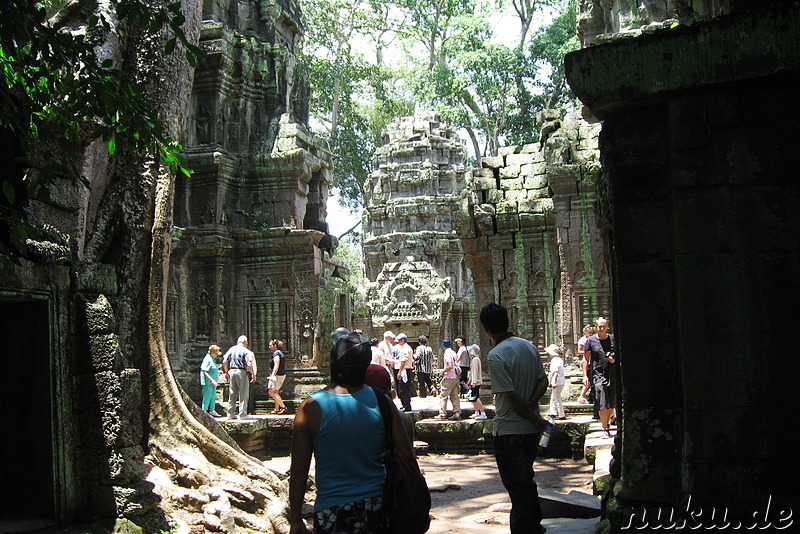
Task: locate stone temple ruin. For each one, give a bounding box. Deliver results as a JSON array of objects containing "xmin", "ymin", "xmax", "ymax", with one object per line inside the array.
[
  {"xmin": 361, "ymin": 111, "xmax": 611, "ymax": 361},
  {"xmin": 361, "ymin": 114, "xmax": 474, "ymax": 342},
  {"xmin": 2, "ymin": 0, "xmax": 798, "ymax": 531},
  {"xmin": 168, "ymin": 0, "xmax": 349, "ymax": 403}
]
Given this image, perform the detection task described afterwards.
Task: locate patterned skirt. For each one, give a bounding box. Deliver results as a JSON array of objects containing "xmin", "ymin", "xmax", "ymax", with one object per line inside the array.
[{"xmin": 313, "ymin": 495, "xmax": 386, "ymax": 533}]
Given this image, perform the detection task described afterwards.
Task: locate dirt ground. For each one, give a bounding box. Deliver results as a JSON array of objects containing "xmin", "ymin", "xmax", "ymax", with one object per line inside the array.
[{"xmin": 265, "ymin": 452, "xmax": 597, "ymax": 534}]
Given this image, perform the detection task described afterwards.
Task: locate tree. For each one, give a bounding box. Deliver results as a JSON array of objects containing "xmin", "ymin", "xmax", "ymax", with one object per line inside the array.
[
  {"xmin": 300, "ymin": 0, "xmax": 413, "ymax": 212},
  {"xmin": 2, "ymin": 0, "xmax": 290, "ymax": 530}
]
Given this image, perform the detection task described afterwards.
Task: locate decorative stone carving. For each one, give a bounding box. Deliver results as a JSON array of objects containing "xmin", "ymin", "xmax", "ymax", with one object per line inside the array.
[{"xmin": 365, "ymin": 260, "xmax": 451, "ymax": 329}]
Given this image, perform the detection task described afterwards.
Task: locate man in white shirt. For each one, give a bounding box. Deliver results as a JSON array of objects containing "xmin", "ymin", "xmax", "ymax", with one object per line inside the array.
[
  {"xmin": 436, "ymin": 339, "xmax": 462, "ymax": 420},
  {"xmin": 546, "ymin": 344, "xmax": 566, "ymax": 419},
  {"xmin": 378, "ymin": 330, "xmax": 396, "ymax": 390},
  {"xmin": 394, "ymin": 333, "xmax": 414, "ymax": 411}
]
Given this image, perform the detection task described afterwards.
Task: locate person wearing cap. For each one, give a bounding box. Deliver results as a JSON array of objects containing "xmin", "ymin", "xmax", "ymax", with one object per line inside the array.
[
  {"xmin": 221, "ymin": 335, "xmax": 257, "ymax": 419},
  {"xmin": 546, "ymin": 343, "xmax": 566, "ymax": 420},
  {"xmin": 289, "ymin": 330, "xmax": 413, "ymax": 533},
  {"xmin": 467, "ymin": 344, "xmax": 487, "ymax": 420},
  {"xmin": 480, "ymin": 303, "xmax": 548, "ymax": 534},
  {"xmin": 394, "ymin": 333, "xmax": 414, "ymax": 411},
  {"xmin": 414, "ymin": 335, "xmax": 435, "ymax": 398},
  {"xmin": 436, "ymin": 338, "xmax": 462, "ymax": 420}
]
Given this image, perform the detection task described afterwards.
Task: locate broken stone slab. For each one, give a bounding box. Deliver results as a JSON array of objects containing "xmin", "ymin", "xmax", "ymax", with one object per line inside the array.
[
  {"xmin": 539, "ymin": 489, "xmax": 601, "ymax": 519},
  {"xmin": 428, "ymin": 482, "xmax": 461, "ymax": 492}
]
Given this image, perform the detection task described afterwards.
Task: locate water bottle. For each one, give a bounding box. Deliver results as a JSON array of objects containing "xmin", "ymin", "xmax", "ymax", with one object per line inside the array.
[{"xmin": 538, "ymin": 415, "xmax": 555, "ymax": 448}]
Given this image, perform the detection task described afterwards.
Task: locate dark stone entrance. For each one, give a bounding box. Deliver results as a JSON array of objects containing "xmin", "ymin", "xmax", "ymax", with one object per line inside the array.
[{"xmin": 1, "ymin": 298, "xmax": 55, "ymax": 529}]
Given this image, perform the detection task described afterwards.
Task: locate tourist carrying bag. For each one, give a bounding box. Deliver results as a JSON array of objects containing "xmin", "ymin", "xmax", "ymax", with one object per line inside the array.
[{"xmin": 371, "ymin": 387, "xmax": 431, "ymax": 534}]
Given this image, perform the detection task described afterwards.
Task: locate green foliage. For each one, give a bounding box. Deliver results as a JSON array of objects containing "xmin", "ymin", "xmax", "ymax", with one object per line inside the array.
[
  {"xmin": 300, "ymin": 0, "xmax": 414, "ymax": 212},
  {"xmin": 299, "ymin": 0, "xmax": 580, "ymax": 207},
  {"xmin": 0, "ymin": 0, "xmax": 199, "ymax": 256}
]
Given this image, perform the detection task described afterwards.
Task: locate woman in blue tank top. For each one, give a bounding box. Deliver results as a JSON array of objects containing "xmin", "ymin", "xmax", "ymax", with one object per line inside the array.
[{"xmin": 289, "ymin": 330, "xmax": 414, "ymax": 534}]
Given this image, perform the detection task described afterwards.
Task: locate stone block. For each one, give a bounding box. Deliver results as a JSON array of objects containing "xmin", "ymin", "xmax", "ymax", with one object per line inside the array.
[
  {"xmin": 488, "ymin": 234, "xmax": 515, "ymax": 251},
  {"xmin": 518, "ymin": 198, "xmax": 554, "ymax": 213},
  {"xmin": 95, "ymin": 370, "xmax": 143, "ymax": 448},
  {"xmin": 472, "ymin": 177, "xmax": 496, "ymax": 190},
  {"xmin": 612, "ymin": 200, "xmax": 671, "ymax": 262},
  {"xmin": 90, "ymin": 334, "xmax": 124, "ymax": 372},
  {"xmin": 505, "ymin": 189, "xmax": 526, "ymax": 201},
  {"xmin": 506, "ymin": 153, "xmax": 538, "ymax": 166},
  {"xmin": 538, "ymin": 489, "xmax": 601, "ymax": 519},
  {"xmin": 113, "ymin": 480, "xmax": 161, "ymax": 517},
  {"xmin": 487, "ymin": 189, "xmax": 504, "ymax": 203},
  {"xmin": 592, "ymin": 448, "xmax": 613, "ymax": 495},
  {"xmin": 498, "ymin": 145, "xmax": 520, "ymax": 156},
  {"xmin": 107, "ymin": 446, "xmax": 147, "ymax": 484},
  {"xmin": 521, "ymin": 162, "xmax": 548, "ymax": 178},
  {"xmin": 499, "ymin": 165, "xmax": 521, "ymax": 179},
  {"xmin": 519, "ymin": 213, "xmax": 546, "ymax": 229},
  {"xmin": 482, "ymin": 156, "xmax": 503, "ymax": 168},
  {"xmin": 71, "ymin": 262, "xmax": 117, "ymax": 294},
  {"xmin": 83, "ymin": 294, "xmax": 117, "ymax": 335},
  {"xmin": 520, "ymin": 143, "xmax": 542, "ymax": 155},
  {"xmin": 500, "ymin": 177, "xmax": 524, "ymax": 190},
  {"xmin": 669, "ymin": 95, "xmax": 708, "ymax": 151},
  {"xmin": 496, "ymin": 212, "xmax": 520, "ymax": 233},
  {"xmin": 527, "ymin": 187, "xmax": 551, "ymax": 199}
]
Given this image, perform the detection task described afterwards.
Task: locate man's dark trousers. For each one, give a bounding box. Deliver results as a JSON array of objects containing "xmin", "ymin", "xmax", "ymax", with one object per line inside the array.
[{"xmin": 494, "ymin": 433, "xmax": 544, "ymax": 534}]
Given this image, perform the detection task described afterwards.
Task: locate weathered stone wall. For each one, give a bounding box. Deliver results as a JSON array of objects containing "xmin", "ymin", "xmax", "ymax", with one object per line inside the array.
[
  {"xmin": 459, "ymin": 110, "xmax": 610, "ymax": 360},
  {"xmin": 0, "ymin": 259, "xmax": 159, "ymax": 526},
  {"xmin": 566, "ymin": 3, "xmax": 799, "ymax": 530},
  {"xmin": 170, "ymin": 0, "xmax": 345, "ymax": 399}
]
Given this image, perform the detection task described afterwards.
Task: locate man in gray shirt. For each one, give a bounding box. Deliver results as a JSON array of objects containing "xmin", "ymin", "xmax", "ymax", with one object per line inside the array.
[
  {"xmin": 481, "ymin": 303, "xmax": 548, "ymax": 534},
  {"xmin": 222, "ymin": 335, "xmax": 257, "ymax": 419}
]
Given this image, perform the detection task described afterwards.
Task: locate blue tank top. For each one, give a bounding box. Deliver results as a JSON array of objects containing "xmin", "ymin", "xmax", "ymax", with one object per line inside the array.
[{"xmin": 310, "ymin": 387, "xmax": 386, "ymax": 511}]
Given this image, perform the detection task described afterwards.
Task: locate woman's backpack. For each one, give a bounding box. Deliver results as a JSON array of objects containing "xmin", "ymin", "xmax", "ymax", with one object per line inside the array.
[{"xmin": 371, "ymin": 387, "xmax": 431, "ymax": 533}]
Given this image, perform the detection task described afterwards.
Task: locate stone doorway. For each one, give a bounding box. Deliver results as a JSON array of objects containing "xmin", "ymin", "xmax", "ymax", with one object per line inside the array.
[{"xmin": 0, "ymin": 298, "xmax": 56, "ymax": 530}]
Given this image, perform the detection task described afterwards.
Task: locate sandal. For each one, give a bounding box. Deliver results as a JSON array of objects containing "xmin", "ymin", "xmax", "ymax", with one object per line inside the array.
[{"xmin": 276, "ymin": 406, "xmax": 287, "ymax": 415}]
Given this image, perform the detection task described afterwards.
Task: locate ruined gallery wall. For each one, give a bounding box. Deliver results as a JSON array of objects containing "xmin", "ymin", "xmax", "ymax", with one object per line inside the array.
[
  {"xmin": 566, "ymin": 1, "xmax": 799, "ymax": 528},
  {"xmin": 362, "ymin": 111, "xmax": 611, "ymax": 369},
  {"xmin": 459, "ymin": 110, "xmax": 610, "ymax": 361}
]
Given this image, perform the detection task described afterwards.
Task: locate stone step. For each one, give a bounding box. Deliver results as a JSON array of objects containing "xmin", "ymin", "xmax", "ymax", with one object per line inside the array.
[{"xmin": 592, "ymin": 448, "xmax": 613, "ymax": 495}]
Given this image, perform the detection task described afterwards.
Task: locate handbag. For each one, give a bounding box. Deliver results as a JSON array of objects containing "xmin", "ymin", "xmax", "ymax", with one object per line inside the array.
[{"xmin": 371, "ymin": 387, "xmax": 431, "ymax": 534}]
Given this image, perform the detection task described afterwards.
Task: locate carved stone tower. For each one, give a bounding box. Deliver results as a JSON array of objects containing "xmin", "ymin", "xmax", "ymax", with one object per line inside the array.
[
  {"xmin": 169, "ymin": 0, "xmax": 347, "ymax": 398},
  {"xmin": 362, "ymin": 113, "xmax": 474, "ymax": 341}
]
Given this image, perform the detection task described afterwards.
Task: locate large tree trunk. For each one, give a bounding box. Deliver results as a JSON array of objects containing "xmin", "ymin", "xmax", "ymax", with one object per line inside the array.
[{"xmin": 81, "ymin": 1, "xmax": 291, "ymax": 531}]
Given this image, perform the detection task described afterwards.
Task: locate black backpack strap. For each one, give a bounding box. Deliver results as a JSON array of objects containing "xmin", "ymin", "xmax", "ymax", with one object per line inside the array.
[{"xmin": 370, "ymin": 386, "xmax": 395, "ymax": 450}]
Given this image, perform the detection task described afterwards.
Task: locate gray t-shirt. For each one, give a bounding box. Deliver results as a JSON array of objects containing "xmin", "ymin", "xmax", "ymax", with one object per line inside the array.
[{"xmin": 488, "ymin": 336, "xmax": 546, "ymax": 436}]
